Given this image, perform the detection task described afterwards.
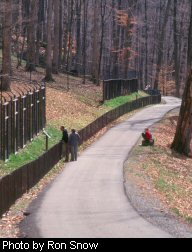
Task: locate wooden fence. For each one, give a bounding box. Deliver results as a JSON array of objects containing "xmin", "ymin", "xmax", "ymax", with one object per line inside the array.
[
  {"xmin": 0, "ymin": 94, "xmax": 161, "ymax": 217},
  {"xmin": 0, "ymin": 143, "xmax": 61, "ymax": 217},
  {"xmin": 0, "ymin": 84, "xmax": 46, "ymax": 160},
  {"xmin": 103, "ymin": 79, "xmax": 138, "ymax": 101}
]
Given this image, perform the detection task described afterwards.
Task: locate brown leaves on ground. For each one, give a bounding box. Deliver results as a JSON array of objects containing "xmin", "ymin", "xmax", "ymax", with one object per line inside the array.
[
  {"xmin": 126, "ymin": 109, "xmax": 192, "ymax": 222},
  {"xmin": 46, "ymin": 87, "xmax": 104, "ymax": 130},
  {"xmin": 3, "ymin": 65, "xmax": 104, "ymax": 130},
  {"xmin": 47, "ymin": 88, "xmax": 89, "ymax": 121},
  {"xmin": 22, "ymin": 65, "xmax": 103, "ymax": 107},
  {"xmin": 151, "ymin": 118, "xmax": 192, "ymax": 219},
  {"xmin": 3, "ymin": 64, "xmax": 102, "ymax": 109}
]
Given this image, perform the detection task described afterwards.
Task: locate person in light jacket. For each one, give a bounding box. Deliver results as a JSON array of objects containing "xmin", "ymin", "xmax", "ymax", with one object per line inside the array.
[{"xmin": 68, "ymin": 129, "xmax": 80, "ymax": 161}]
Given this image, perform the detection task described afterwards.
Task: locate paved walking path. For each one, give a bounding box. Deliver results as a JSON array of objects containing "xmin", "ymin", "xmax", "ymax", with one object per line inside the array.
[{"xmin": 21, "ymin": 97, "xmax": 181, "ymax": 238}]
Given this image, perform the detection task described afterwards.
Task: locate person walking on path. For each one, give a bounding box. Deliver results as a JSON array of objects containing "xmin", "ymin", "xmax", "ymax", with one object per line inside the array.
[
  {"xmin": 60, "ymin": 126, "xmax": 69, "ymax": 162},
  {"xmin": 68, "ymin": 129, "xmax": 80, "ymax": 161}
]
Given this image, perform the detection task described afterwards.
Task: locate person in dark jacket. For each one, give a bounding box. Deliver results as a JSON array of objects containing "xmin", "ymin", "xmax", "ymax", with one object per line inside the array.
[
  {"xmin": 60, "ymin": 126, "xmax": 69, "ymax": 161},
  {"xmin": 68, "ymin": 129, "xmax": 80, "ymax": 161},
  {"xmin": 142, "ymin": 128, "xmax": 154, "ymax": 146}
]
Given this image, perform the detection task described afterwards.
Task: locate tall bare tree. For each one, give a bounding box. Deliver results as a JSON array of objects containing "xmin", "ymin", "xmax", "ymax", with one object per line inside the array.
[
  {"xmin": 91, "ymin": 0, "xmax": 99, "ymax": 84},
  {"xmin": 97, "ymin": 0, "xmax": 107, "ymax": 85},
  {"xmin": 82, "ymin": 0, "xmax": 88, "ymax": 84},
  {"xmin": 44, "ymin": 0, "xmax": 54, "ymax": 82},
  {"xmin": 153, "ymin": 0, "xmax": 172, "ymax": 90},
  {"xmin": 75, "ymin": 0, "xmax": 82, "ymax": 74},
  {"xmin": 2, "ymin": 0, "xmax": 12, "ymax": 91},
  {"xmin": 26, "ymin": 0, "xmax": 39, "ymax": 72},
  {"xmin": 171, "ymin": 2, "xmax": 192, "ymax": 157},
  {"xmin": 52, "ymin": 0, "xmax": 60, "ymax": 74}
]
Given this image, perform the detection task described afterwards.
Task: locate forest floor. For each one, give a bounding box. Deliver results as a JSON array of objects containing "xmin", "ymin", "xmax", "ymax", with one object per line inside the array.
[
  {"xmin": 124, "ymin": 108, "xmax": 192, "ymax": 228},
  {"xmin": 0, "ymin": 65, "xmax": 191, "ymax": 237}
]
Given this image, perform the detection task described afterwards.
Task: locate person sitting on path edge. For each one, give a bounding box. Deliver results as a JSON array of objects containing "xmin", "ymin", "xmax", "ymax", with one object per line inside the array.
[
  {"xmin": 68, "ymin": 129, "xmax": 80, "ymax": 161},
  {"xmin": 60, "ymin": 126, "xmax": 69, "ymax": 162},
  {"xmin": 142, "ymin": 128, "xmax": 154, "ymax": 146}
]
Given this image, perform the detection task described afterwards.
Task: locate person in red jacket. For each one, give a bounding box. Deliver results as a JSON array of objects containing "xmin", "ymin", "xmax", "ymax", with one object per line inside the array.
[{"xmin": 142, "ymin": 128, "xmax": 154, "ymax": 146}]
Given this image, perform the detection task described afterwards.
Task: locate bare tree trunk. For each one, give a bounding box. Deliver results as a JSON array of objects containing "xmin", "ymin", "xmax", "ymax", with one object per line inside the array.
[
  {"xmin": 91, "ymin": 0, "xmax": 99, "ymax": 84},
  {"xmin": 16, "ymin": 0, "xmax": 23, "ymax": 68},
  {"xmin": 171, "ymin": 4, "xmax": 192, "ymax": 157},
  {"xmin": 97, "ymin": 0, "xmax": 107, "ymax": 86},
  {"xmin": 2, "ymin": 0, "xmax": 12, "ymax": 91},
  {"xmin": 75, "ymin": 0, "xmax": 82, "ymax": 74},
  {"xmin": 82, "ymin": 0, "xmax": 88, "ymax": 84},
  {"xmin": 171, "ymin": 70, "xmax": 192, "ymax": 156},
  {"xmin": 36, "ymin": 0, "xmax": 45, "ymax": 66},
  {"xmin": 110, "ymin": 0, "xmax": 116, "ymax": 79},
  {"xmin": 144, "ymin": 0, "xmax": 148, "ymax": 85},
  {"xmin": 44, "ymin": 0, "xmax": 54, "ymax": 82},
  {"xmin": 66, "ymin": 0, "xmax": 74, "ymax": 73},
  {"xmin": 58, "ymin": 0, "xmax": 63, "ymax": 67},
  {"xmin": 66, "ymin": 0, "xmax": 74, "ymax": 90},
  {"xmin": 61, "ymin": 0, "xmax": 68, "ymax": 67},
  {"xmin": 110, "ymin": 0, "xmax": 121, "ymax": 79},
  {"xmin": 52, "ymin": 0, "xmax": 60, "ymax": 74},
  {"xmin": 35, "ymin": 16, "xmax": 41, "ymax": 66},
  {"xmin": 123, "ymin": 0, "xmax": 136, "ymax": 79},
  {"xmin": 154, "ymin": 0, "xmax": 171, "ymax": 89},
  {"xmin": 26, "ymin": 0, "xmax": 39, "ymax": 72},
  {"xmin": 173, "ymin": 0, "xmax": 181, "ymax": 97}
]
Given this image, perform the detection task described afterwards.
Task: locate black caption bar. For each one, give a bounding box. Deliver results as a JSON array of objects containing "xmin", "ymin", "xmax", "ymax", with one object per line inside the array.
[{"xmin": 0, "ymin": 238, "xmax": 178, "ymax": 252}]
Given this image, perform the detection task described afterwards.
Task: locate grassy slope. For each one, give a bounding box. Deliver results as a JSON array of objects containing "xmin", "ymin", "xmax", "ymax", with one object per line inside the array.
[{"xmin": 104, "ymin": 91, "xmax": 147, "ymax": 108}]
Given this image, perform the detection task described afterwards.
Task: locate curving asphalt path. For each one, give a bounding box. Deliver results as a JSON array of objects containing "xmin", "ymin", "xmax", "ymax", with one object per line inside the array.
[{"xmin": 20, "ymin": 97, "xmax": 181, "ymax": 238}]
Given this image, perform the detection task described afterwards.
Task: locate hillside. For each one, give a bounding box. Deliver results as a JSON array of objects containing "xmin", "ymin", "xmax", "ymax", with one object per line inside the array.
[
  {"xmin": 0, "ymin": 64, "xmax": 147, "ymax": 177},
  {"xmin": 9, "ymin": 64, "xmax": 146, "ymax": 128}
]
